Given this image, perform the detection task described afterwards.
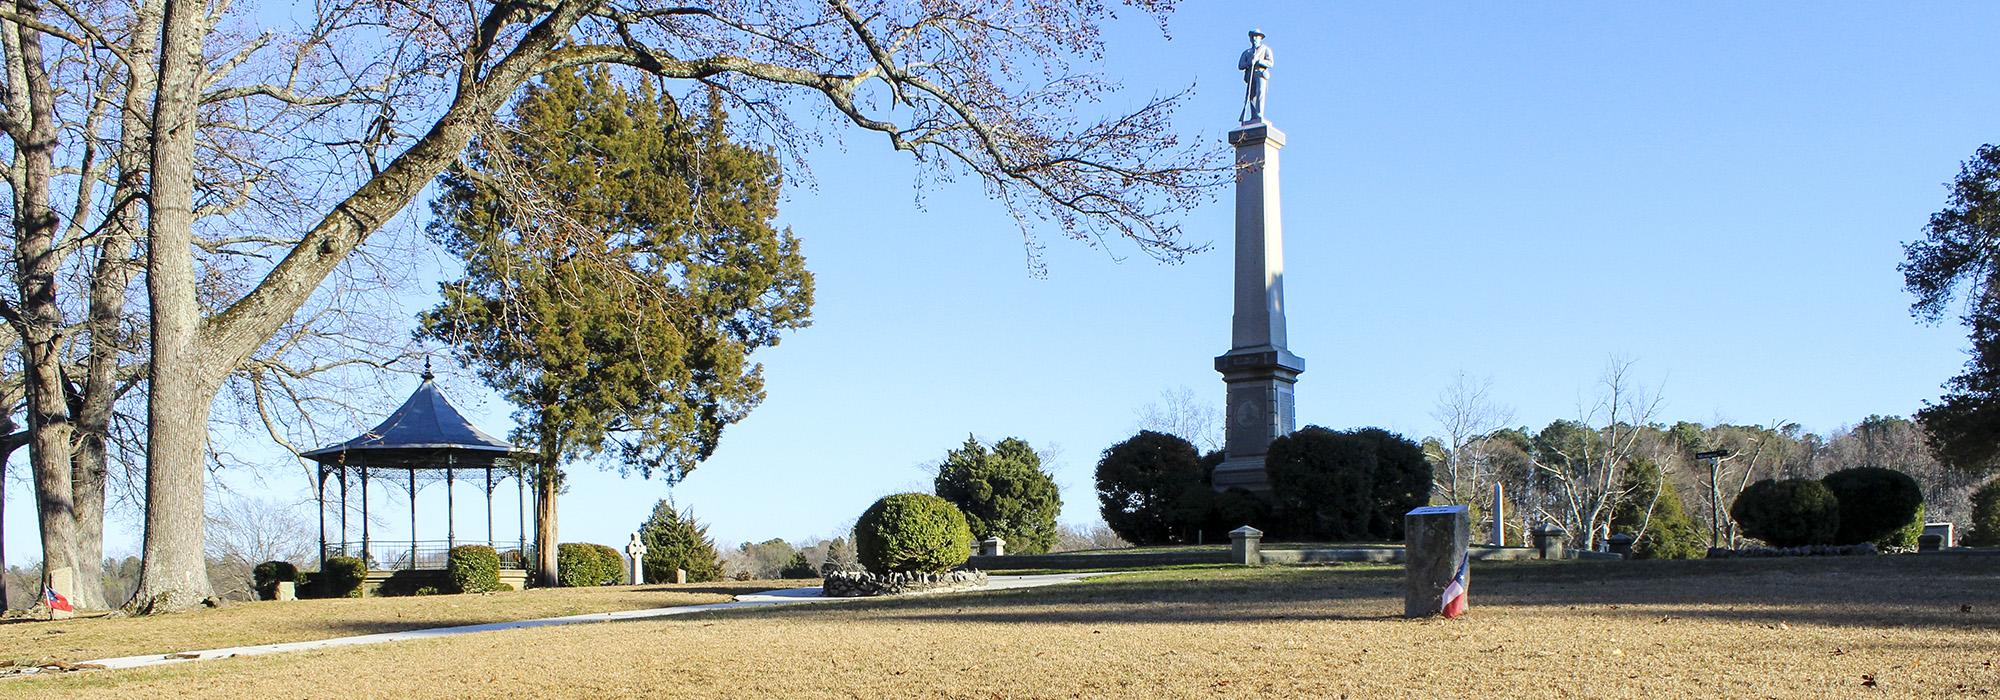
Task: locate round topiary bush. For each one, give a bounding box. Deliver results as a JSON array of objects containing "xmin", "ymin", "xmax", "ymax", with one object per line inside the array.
[
  {"xmin": 1094, "ymin": 431, "xmax": 1210, "ymax": 545},
  {"xmin": 855, "ymin": 493, "xmax": 973, "ymax": 575},
  {"xmin": 1730, "ymin": 478, "xmax": 1840, "ymax": 547},
  {"xmin": 446, "ymin": 544, "xmax": 502, "ymax": 593},
  {"xmin": 1820, "ymin": 467, "xmax": 1925, "ymax": 546},
  {"xmin": 321, "ymin": 556, "xmax": 367, "ymax": 598},
  {"xmin": 253, "ymin": 560, "xmax": 299, "ymax": 600},
  {"xmin": 1967, "ymin": 480, "xmax": 2000, "ymax": 547}
]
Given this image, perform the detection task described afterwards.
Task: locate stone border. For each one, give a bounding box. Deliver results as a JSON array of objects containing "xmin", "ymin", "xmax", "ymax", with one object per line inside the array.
[{"xmin": 821, "ymin": 570, "xmax": 988, "ymax": 597}]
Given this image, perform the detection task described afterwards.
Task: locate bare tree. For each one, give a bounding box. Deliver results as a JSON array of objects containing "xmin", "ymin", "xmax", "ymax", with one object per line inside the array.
[
  {"xmin": 1429, "ymin": 371, "xmax": 1514, "ymax": 506},
  {"xmin": 96, "ymin": 0, "xmax": 1224, "ymax": 612},
  {"xmin": 1532, "ymin": 359, "xmax": 1664, "ymax": 550},
  {"xmin": 1136, "ymin": 385, "xmax": 1223, "ymax": 454},
  {"xmin": 203, "ymin": 493, "xmax": 315, "ymax": 600}
]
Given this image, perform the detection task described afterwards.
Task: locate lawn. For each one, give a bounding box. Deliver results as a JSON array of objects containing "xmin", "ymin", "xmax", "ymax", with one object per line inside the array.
[
  {"xmin": 7, "ymin": 555, "xmax": 1996, "ymax": 698},
  {"xmin": 0, "ymin": 579, "xmax": 812, "ymax": 665}
]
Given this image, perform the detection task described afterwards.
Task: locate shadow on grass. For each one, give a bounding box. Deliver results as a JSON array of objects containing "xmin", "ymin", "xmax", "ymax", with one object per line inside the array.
[{"xmin": 658, "ymin": 555, "xmax": 1998, "ymax": 632}]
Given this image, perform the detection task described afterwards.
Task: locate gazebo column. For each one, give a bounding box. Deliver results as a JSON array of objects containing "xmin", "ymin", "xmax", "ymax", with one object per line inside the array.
[
  {"xmin": 517, "ymin": 471, "xmax": 527, "ymax": 563},
  {"xmin": 315, "ymin": 465, "xmax": 328, "ymax": 571},
  {"xmin": 339, "ymin": 467, "xmax": 349, "ymax": 555},
  {"xmin": 446, "ymin": 460, "xmax": 457, "ymax": 553},
  {"xmin": 409, "ymin": 469, "xmax": 418, "ymax": 570},
  {"xmin": 361, "ymin": 466, "xmax": 371, "ymax": 566},
  {"xmin": 485, "ymin": 466, "xmax": 495, "ymax": 548}
]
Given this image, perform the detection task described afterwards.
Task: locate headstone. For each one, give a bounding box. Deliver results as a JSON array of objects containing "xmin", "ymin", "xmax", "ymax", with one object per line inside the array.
[
  {"xmin": 1918, "ymin": 533, "xmax": 1943, "ymax": 552},
  {"xmin": 674, "ymin": 568, "xmax": 688, "ymax": 585},
  {"xmin": 47, "ymin": 566, "xmax": 76, "ymax": 619},
  {"xmin": 1405, "ymin": 505, "xmax": 1470, "ymax": 619},
  {"xmin": 625, "ymin": 532, "xmax": 649, "ymax": 585},
  {"xmin": 979, "ymin": 537, "xmax": 1006, "ymax": 557},
  {"xmin": 275, "ymin": 581, "xmax": 297, "ymax": 602},
  {"xmin": 1606, "ymin": 533, "xmax": 1635, "ymax": 558},
  {"xmin": 1229, "ymin": 525, "xmax": 1264, "ymax": 566},
  {"xmin": 1923, "ymin": 522, "xmax": 1955, "ymax": 548},
  {"xmin": 1210, "ymin": 38, "xmax": 1305, "ymax": 494},
  {"xmin": 1531, "ymin": 525, "xmax": 1568, "ymax": 560}
]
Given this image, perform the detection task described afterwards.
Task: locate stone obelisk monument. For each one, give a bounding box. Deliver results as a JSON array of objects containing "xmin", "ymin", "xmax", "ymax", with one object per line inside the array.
[{"xmin": 1212, "ymin": 28, "xmax": 1303, "ymax": 494}]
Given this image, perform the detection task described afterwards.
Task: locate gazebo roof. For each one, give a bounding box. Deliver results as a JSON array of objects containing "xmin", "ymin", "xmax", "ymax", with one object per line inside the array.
[{"xmin": 302, "ymin": 366, "xmax": 527, "ymax": 469}]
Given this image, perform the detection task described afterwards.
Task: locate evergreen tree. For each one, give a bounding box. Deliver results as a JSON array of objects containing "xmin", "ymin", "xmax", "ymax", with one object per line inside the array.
[
  {"xmin": 421, "ymin": 68, "xmax": 812, "ymax": 584},
  {"xmin": 934, "ymin": 436, "xmax": 1062, "ymax": 554},
  {"xmin": 637, "ymin": 500, "xmax": 722, "ymax": 583},
  {"xmin": 1903, "ymin": 145, "xmax": 2000, "ymax": 475},
  {"xmin": 1610, "ymin": 459, "xmax": 1705, "ymax": 559},
  {"xmin": 821, "ymin": 537, "xmax": 856, "ymax": 573}
]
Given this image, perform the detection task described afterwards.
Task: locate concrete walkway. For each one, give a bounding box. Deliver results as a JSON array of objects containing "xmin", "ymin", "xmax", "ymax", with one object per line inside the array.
[{"xmin": 33, "ymin": 572, "xmax": 1115, "ymax": 675}]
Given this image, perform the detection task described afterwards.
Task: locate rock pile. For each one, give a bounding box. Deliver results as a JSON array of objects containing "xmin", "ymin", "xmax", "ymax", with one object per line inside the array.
[{"xmin": 821, "ymin": 569, "xmax": 988, "ymax": 597}]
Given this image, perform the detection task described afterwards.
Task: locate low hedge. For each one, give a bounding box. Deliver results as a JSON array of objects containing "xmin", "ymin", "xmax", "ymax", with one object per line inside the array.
[
  {"xmin": 253, "ymin": 560, "xmax": 299, "ymax": 600},
  {"xmin": 320, "ymin": 556, "xmax": 368, "ymax": 598},
  {"xmin": 592, "ymin": 544, "xmax": 625, "ymax": 585},
  {"xmin": 447, "ymin": 544, "xmax": 502, "ymax": 593},
  {"xmin": 557, "ymin": 543, "xmax": 623, "ymax": 587}
]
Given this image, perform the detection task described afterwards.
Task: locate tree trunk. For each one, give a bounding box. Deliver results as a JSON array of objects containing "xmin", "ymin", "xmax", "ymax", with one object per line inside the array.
[
  {"xmin": 9, "ymin": 0, "xmax": 83, "ymax": 609},
  {"xmin": 535, "ymin": 463, "xmax": 559, "ymax": 587},
  {"xmin": 0, "ymin": 428, "xmax": 21, "ymax": 608},
  {"xmin": 131, "ymin": 3, "xmax": 582, "ymax": 611},
  {"xmin": 69, "ymin": 0, "xmax": 160, "ymax": 614},
  {"xmin": 129, "ymin": 0, "xmax": 215, "ymax": 613}
]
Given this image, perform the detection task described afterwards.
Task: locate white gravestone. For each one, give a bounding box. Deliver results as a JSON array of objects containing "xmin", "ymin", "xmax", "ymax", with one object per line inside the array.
[{"xmin": 625, "ymin": 532, "xmax": 648, "ymax": 585}]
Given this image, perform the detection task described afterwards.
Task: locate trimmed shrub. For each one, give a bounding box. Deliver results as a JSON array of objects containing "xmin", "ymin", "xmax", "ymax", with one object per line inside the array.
[
  {"xmin": 446, "ymin": 545, "xmax": 502, "ymax": 593},
  {"xmin": 1266, "ymin": 426, "xmax": 1432, "ymax": 541},
  {"xmin": 935, "ymin": 436, "xmax": 1063, "ymax": 554},
  {"xmin": 778, "ymin": 551, "xmax": 816, "ymax": 579},
  {"xmin": 1266, "ymin": 426, "xmax": 1373, "ymax": 539},
  {"xmin": 592, "ymin": 544, "xmax": 625, "ymax": 584},
  {"xmin": 637, "ymin": 500, "xmax": 724, "ymax": 583},
  {"xmin": 320, "ymin": 556, "xmax": 367, "ymax": 598},
  {"xmin": 558, "ymin": 543, "xmax": 622, "ymax": 587},
  {"xmin": 253, "ymin": 560, "xmax": 299, "ymax": 600},
  {"xmin": 1094, "ymin": 431, "xmax": 1212, "ymax": 545},
  {"xmin": 1968, "ymin": 480, "xmax": 2000, "ymax": 547},
  {"xmin": 855, "ymin": 493, "xmax": 973, "ymax": 574},
  {"xmin": 1731, "ymin": 478, "xmax": 1840, "ymax": 547},
  {"xmin": 1819, "ymin": 467, "xmax": 1925, "ymax": 546}
]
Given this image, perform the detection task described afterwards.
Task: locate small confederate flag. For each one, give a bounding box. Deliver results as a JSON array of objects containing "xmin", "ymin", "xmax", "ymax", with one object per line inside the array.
[
  {"xmin": 1440, "ymin": 554, "xmax": 1468, "ymax": 619},
  {"xmin": 44, "ymin": 586, "xmax": 72, "ymax": 613}
]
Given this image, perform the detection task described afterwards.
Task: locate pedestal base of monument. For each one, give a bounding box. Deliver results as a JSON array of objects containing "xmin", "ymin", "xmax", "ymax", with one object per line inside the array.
[
  {"xmin": 1211, "ymin": 456, "xmax": 1273, "ymax": 493},
  {"xmin": 1405, "ymin": 505, "xmax": 1471, "ymax": 619}
]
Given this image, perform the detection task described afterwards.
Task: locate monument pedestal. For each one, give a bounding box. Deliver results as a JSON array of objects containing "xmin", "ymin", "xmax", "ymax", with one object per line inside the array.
[{"xmin": 1213, "ymin": 122, "xmax": 1302, "ymax": 494}]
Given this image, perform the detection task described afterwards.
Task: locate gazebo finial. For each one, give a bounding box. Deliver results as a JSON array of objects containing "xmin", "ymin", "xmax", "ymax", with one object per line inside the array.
[{"xmin": 422, "ymin": 355, "xmax": 434, "ymax": 381}]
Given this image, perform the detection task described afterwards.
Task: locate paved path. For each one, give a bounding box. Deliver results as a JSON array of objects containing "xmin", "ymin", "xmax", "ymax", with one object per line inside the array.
[{"xmin": 39, "ymin": 572, "xmax": 1115, "ymax": 675}]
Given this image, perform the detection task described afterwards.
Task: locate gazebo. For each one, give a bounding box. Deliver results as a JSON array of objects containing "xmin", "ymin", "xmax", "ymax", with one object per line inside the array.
[{"xmin": 304, "ymin": 362, "xmax": 537, "ymax": 581}]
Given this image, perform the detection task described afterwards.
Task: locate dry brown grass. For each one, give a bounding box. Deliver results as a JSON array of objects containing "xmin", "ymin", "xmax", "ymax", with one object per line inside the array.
[
  {"xmin": 0, "ymin": 580, "xmax": 807, "ymax": 664},
  {"xmin": 9, "ymin": 556, "xmax": 2000, "ymax": 698}
]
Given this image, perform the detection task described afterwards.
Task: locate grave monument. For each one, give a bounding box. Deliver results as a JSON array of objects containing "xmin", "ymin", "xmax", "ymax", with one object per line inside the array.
[{"xmin": 1212, "ymin": 29, "xmax": 1305, "ymax": 494}]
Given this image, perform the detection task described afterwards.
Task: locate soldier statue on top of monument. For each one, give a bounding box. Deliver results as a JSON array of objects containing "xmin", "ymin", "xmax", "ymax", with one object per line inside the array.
[{"xmin": 1238, "ymin": 29, "xmax": 1274, "ymax": 123}]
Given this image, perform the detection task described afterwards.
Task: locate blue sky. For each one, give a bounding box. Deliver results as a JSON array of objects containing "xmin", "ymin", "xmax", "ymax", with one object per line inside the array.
[{"xmin": 9, "ymin": 3, "xmax": 2000, "ymax": 563}]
